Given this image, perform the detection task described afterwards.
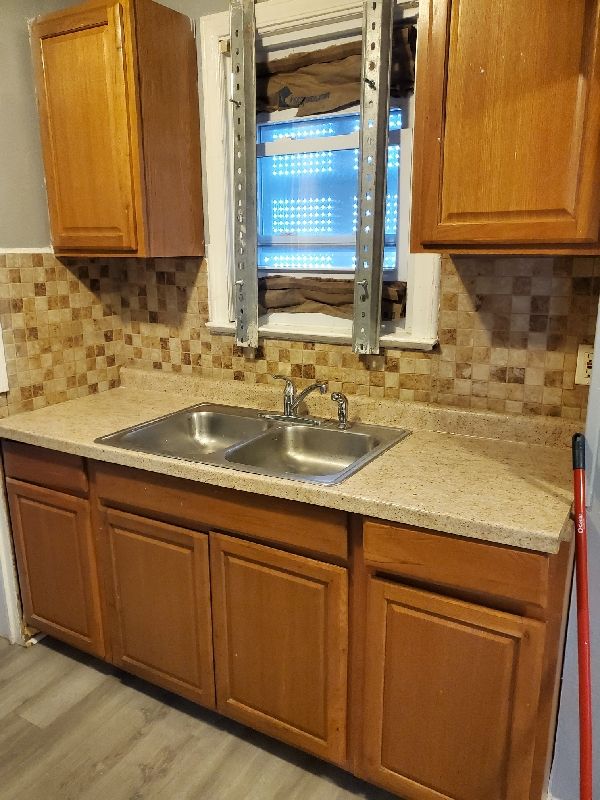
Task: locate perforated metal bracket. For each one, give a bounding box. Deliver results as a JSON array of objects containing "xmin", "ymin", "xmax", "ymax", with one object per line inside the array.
[
  {"xmin": 231, "ymin": 0, "xmax": 259, "ymax": 348},
  {"xmin": 352, "ymin": 0, "xmax": 394, "ymax": 355}
]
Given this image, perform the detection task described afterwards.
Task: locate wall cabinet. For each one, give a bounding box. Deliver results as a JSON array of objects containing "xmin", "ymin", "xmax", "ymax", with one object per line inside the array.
[
  {"xmin": 101, "ymin": 508, "xmax": 215, "ymax": 708},
  {"xmin": 210, "ymin": 532, "xmax": 348, "ymax": 765},
  {"xmin": 30, "ymin": 0, "xmax": 203, "ymax": 257},
  {"xmin": 411, "ymin": 0, "xmax": 600, "ymax": 254},
  {"xmin": 362, "ymin": 578, "xmax": 545, "ymax": 800},
  {"xmin": 3, "ymin": 442, "xmax": 573, "ymax": 800}
]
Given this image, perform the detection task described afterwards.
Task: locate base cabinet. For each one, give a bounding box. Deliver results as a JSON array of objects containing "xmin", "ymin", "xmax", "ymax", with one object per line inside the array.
[
  {"xmin": 3, "ymin": 444, "xmax": 572, "ymax": 800},
  {"xmin": 361, "ymin": 578, "xmax": 547, "ymax": 800},
  {"xmin": 210, "ymin": 532, "xmax": 349, "ymax": 765},
  {"xmin": 7, "ymin": 478, "xmax": 104, "ymax": 657},
  {"xmin": 101, "ymin": 508, "xmax": 215, "ymax": 708}
]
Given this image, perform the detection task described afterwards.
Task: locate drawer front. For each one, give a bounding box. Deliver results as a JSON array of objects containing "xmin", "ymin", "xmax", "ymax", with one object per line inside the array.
[
  {"xmin": 363, "ymin": 519, "xmax": 550, "ymax": 609},
  {"xmin": 3, "ymin": 440, "xmax": 88, "ymax": 497},
  {"xmin": 91, "ymin": 462, "xmax": 348, "ymax": 562}
]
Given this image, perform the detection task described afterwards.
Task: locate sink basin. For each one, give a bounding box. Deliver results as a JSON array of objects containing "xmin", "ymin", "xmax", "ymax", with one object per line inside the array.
[
  {"xmin": 96, "ymin": 403, "xmax": 410, "ymax": 485},
  {"xmin": 98, "ymin": 407, "xmax": 271, "ymax": 459},
  {"xmin": 225, "ymin": 425, "xmax": 382, "ymax": 483}
]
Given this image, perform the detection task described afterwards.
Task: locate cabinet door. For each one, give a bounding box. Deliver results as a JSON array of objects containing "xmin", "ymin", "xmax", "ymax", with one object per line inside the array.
[
  {"xmin": 412, "ymin": 0, "xmax": 600, "ymax": 249},
  {"xmin": 102, "ymin": 509, "xmax": 215, "ymax": 708},
  {"xmin": 210, "ymin": 532, "xmax": 348, "ymax": 765},
  {"xmin": 362, "ymin": 578, "xmax": 546, "ymax": 800},
  {"xmin": 31, "ymin": 2, "xmax": 139, "ymax": 251},
  {"xmin": 7, "ymin": 479, "xmax": 105, "ymax": 657}
]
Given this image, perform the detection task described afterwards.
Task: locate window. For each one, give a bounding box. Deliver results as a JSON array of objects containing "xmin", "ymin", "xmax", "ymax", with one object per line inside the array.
[
  {"xmin": 257, "ymin": 108, "xmax": 402, "ymax": 277},
  {"xmin": 199, "ymin": 0, "xmax": 440, "ymax": 350}
]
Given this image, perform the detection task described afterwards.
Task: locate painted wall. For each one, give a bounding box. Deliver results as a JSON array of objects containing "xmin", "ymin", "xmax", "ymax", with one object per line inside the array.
[{"xmin": 551, "ymin": 298, "xmax": 600, "ymax": 799}]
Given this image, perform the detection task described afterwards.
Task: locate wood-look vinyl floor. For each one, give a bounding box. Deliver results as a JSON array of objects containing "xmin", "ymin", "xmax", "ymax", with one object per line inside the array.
[{"xmin": 0, "ymin": 637, "xmax": 395, "ymax": 800}]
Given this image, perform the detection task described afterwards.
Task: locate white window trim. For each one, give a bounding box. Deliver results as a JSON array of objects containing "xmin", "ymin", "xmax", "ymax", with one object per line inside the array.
[{"xmin": 199, "ymin": 0, "xmax": 440, "ymax": 351}]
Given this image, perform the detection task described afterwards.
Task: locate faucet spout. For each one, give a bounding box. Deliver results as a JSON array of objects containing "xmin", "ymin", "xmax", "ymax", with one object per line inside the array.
[{"xmin": 290, "ymin": 381, "xmax": 328, "ymax": 414}]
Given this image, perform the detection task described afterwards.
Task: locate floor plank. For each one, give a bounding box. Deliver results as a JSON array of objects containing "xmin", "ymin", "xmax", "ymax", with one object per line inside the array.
[{"xmin": 0, "ymin": 638, "xmax": 394, "ymax": 800}]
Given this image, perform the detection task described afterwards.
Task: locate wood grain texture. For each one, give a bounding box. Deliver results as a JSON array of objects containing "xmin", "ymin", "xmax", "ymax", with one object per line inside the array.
[
  {"xmin": 31, "ymin": 1, "xmax": 140, "ymax": 252},
  {"xmin": 411, "ymin": 0, "xmax": 600, "ymax": 252},
  {"xmin": 133, "ymin": 0, "xmax": 204, "ymax": 256},
  {"xmin": 363, "ymin": 519, "xmax": 550, "ymax": 609},
  {"xmin": 3, "ymin": 440, "xmax": 88, "ymax": 497},
  {"xmin": 30, "ymin": 0, "xmax": 203, "ymax": 257},
  {"xmin": 101, "ymin": 508, "xmax": 215, "ymax": 708},
  {"xmin": 91, "ymin": 461, "xmax": 348, "ymax": 561},
  {"xmin": 6, "ymin": 479, "xmax": 105, "ymax": 657},
  {"xmin": 210, "ymin": 532, "xmax": 349, "ymax": 766},
  {"xmin": 361, "ymin": 578, "xmax": 546, "ymax": 800},
  {"xmin": 0, "ymin": 637, "xmax": 396, "ymax": 800}
]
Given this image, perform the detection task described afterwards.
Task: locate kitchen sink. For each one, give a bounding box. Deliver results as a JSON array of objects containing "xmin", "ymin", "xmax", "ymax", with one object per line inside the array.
[
  {"xmin": 96, "ymin": 403, "xmax": 409, "ymax": 485},
  {"xmin": 98, "ymin": 407, "xmax": 271, "ymax": 460},
  {"xmin": 225, "ymin": 425, "xmax": 383, "ymax": 483}
]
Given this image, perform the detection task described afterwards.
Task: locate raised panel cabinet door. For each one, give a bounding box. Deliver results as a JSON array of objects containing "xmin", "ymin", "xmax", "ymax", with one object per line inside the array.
[
  {"xmin": 102, "ymin": 508, "xmax": 215, "ymax": 708},
  {"xmin": 210, "ymin": 532, "xmax": 348, "ymax": 765},
  {"xmin": 7, "ymin": 478, "xmax": 105, "ymax": 657},
  {"xmin": 411, "ymin": 0, "xmax": 600, "ymax": 249},
  {"xmin": 31, "ymin": 2, "xmax": 140, "ymax": 251},
  {"xmin": 361, "ymin": 579, "xmax": 546, "ymax": 800}
]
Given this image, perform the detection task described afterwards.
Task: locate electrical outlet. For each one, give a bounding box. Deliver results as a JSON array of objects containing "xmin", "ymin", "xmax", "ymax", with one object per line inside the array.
[{"xmin": 575, "ymin": 344, "xmax": 594, "ymax": 385}]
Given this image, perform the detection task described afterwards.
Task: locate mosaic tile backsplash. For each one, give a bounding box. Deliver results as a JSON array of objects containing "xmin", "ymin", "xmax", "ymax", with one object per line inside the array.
[{"xmin": 0, "ymin": 252, "xmax": 597, "ymax": 420}]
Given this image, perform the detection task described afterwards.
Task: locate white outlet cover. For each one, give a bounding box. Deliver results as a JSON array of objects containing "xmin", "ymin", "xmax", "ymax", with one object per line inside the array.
[{"xmin": 575, "ymin": 344, "xmax": 594, "ymax": 386}]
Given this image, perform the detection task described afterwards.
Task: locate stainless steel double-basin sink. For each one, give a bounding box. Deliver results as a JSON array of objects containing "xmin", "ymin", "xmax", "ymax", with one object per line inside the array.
[{"xmin": 96, "ymin": 404, "xmax": 410, "ymax": 485}]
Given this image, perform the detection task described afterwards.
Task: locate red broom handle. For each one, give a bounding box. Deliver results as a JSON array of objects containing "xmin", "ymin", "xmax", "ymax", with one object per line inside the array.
[{"xmin": 573, "ymin": 433, "xmax": 593, "ymax": 800}]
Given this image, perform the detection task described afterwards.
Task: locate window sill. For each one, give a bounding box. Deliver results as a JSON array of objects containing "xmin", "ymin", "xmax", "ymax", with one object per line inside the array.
[{"xmin": 205, "ymin": 320, "xmax": 437, "ymax": 351}]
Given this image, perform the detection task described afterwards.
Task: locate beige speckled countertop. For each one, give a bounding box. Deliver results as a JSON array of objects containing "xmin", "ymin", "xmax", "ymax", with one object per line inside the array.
[{"xmin": 0, "ymin": 368, "xmax": 576, "ymax": 554}]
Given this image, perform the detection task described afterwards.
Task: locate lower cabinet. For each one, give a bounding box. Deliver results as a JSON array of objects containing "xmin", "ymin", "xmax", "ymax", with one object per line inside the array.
[
  {"xmin": 210, "ymin": 531, "xmax": 349, "ymax": 765},
  {"xmin": 101, "ymin": 508, "xmax": 215, "ymax": 708},
  {"xmin": 3, "ymin": 444, "xmax": 571, "ymax": 800},
  {"xmin": 6, "ymin": 478, "xmax": 105, "ymax": 657},
  {"xmin": 361, "ymin": 578, "xmax": 547, "ymax": 800}
]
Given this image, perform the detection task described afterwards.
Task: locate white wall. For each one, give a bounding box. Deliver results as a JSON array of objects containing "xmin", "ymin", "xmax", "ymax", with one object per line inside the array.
[{"xmin": 551, "ymin": 299, "xmax": 600, "ymax": 799}]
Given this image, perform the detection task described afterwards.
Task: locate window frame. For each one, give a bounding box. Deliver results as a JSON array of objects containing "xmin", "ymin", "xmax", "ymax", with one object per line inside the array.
[
  {"xmin": 199, "ymin": 0, "xmax": 440, "ymax": 350},
  {"xmin": 256, "ymin": 106, "xmax": 403, "ymax": 279}
]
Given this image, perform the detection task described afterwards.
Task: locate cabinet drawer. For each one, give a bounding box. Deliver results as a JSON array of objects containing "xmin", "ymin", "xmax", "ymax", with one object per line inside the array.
[
  {"xmin": 3, "ymin": 441, "xmax": 88, "ymax": 497},
  {"xmin": 91, "ymin": 462, "xmax": 348, "ymax": 562},
  {"xmin": 363, "ymin": 519, "xmax": 550, "ymax": 609}
]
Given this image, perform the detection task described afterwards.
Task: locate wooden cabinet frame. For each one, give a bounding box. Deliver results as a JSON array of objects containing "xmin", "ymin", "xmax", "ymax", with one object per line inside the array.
[
  {"xmin": 7, "ymin": 478, "xmax": 105, "ymax": 657},
  {"xmin": 210, "ymin": 531, "xmax": 349, "ymax": 766},
  {"xmin": 411, "ymin": 0, "xmax": 600, "ymax": 254},
  {"xmin": 2, "ymin": 444, "xmax": 574, "ymax": 799},
  {"xmin": 30, "ymin": 0, "xmax": 204, "ymax": 257},
  {"xmin": 100, "ymin": 507, "xmax": 215, "ymax": 708}
]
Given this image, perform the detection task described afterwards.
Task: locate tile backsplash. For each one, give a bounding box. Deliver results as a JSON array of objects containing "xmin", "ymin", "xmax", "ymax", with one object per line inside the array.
[{"xmin": 0, "ymin": 252, "xmax": 597, "ymax": 420}]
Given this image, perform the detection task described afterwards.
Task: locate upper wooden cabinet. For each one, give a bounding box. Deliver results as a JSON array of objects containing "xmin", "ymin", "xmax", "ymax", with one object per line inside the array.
[
  {"xmin": 30, "ymin": 0, "xmax": 203, "ymax": 257},
  {"xmin": 411, "ymin": 0, "xmax": 600, "ymax": 254}
]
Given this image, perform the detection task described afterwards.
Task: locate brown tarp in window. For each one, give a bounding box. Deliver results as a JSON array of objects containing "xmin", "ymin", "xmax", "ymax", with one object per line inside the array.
[
  {"xmin": 258, "ymin": 276, "xmax": 406, "ymax": 319},
  {"xmin": 256, "ymin": 25, "xmax": 416, "ymax": 117}
]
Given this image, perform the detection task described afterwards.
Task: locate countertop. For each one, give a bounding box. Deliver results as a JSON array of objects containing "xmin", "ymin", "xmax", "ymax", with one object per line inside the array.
[{"xmin": 0, "ymin": 368, "xmax": 575, "ymax": 554}]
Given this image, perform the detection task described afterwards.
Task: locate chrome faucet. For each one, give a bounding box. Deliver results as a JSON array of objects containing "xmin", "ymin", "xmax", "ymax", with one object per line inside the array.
[
  {"xmin": 266, "ymin": 375, "xmax": 328, "ymax": 424},
  {"xmin": 331, "ymin": 391, "xmax": 349, "ymax": 429}
]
